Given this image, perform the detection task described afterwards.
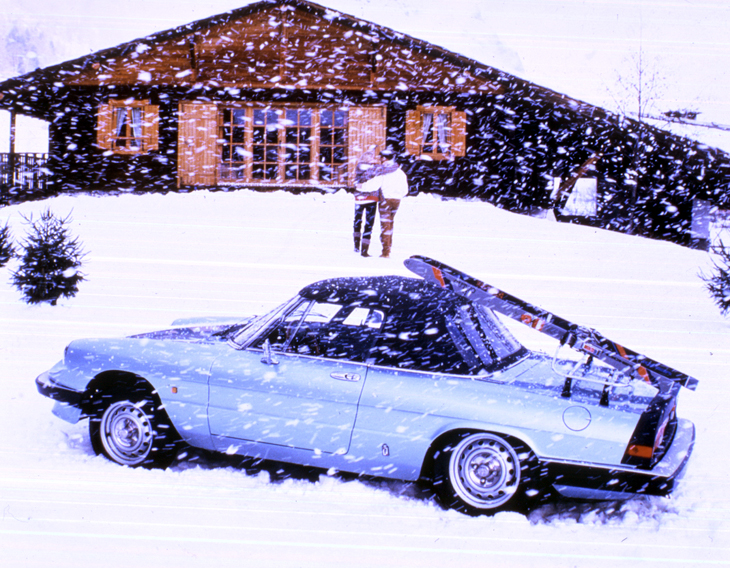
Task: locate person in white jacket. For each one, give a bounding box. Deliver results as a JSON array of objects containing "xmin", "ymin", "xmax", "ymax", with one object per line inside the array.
[{"xmin": 374, "ymin": 149, "xmax": 409, "ymax": 258}]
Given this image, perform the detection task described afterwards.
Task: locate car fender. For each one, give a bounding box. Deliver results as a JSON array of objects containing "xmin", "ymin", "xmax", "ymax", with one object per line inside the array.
[{"xmin": 61, "ymin": 337, "xmax": 224, "ymax": 451}]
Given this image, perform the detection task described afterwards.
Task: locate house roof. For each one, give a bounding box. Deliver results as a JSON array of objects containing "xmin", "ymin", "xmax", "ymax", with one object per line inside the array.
[
  {"xmin": 0, "ymin": 0, "xmax": 726, "ymax": 168},
  {"xmin": 0, "ymin": 0, "xmax": 600, "ymax": 120}
]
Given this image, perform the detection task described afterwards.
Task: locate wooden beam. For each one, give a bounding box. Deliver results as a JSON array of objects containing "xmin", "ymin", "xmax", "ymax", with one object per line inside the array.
[
  {"xmin": 188, "ymin": 37, "xmax": 197, "ymax": 70},
  {"xmin": 279, "ymin": 11, "xmax": 288, "ymax": 81},
  {"xmin": 370, "ymin": 46, "xmax": 378, "ymax": 85},
  {"xmin": 188, "ymin": 35, "xmax": 202, "ymax": 82}
]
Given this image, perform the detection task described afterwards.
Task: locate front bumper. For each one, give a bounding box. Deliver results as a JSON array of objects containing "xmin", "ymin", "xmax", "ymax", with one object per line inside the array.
[
  {"xmin": 36, "ymin": 371, "xmax": 85, "ymax": 423},
  {"xmin": 547, "ymin": 418, "xmax": 695, "ymax": 500},
  {"xmin": 36, "ymin": 371, "xmax": 84, "ymax": 405}
]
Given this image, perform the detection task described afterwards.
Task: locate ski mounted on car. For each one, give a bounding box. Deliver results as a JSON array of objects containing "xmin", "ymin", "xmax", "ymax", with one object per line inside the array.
[{"xmin": 404, "ymin": 255, "xmax": 699, "ymax": 393}]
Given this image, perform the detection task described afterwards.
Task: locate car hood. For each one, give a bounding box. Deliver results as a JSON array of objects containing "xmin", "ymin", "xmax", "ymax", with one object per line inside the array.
[{"xmin": 129, "ymin": 316, "xmax": 254, "ymax": 344}]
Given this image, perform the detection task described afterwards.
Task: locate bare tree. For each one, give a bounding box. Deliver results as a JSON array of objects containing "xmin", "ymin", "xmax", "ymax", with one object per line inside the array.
[
  {"xmin": 604, "ymin": 48, "xmax": 668, "ymax": 233},
  {"xmin": 607, "ymin": 47, "xmax": 666, "ymax": 124}
]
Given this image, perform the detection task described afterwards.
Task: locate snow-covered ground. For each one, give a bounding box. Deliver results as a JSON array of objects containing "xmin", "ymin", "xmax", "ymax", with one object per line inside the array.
[{"xmin": 1, "ymin": 189, "xmax": 728, "ymax": 567}]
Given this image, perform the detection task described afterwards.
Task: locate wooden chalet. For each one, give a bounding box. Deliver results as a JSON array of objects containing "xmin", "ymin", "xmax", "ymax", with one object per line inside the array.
[{"xmin": 1, "ymin": 0, "xmax": 729, "ymax": 247}]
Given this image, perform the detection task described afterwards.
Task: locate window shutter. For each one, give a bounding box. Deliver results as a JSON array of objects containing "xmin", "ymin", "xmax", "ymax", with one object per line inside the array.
[
  {"xmin": 143, "ymin": 104, "xmax": 160, "ymax": 151},
  {"xmin": 178, "ymin": 102, "xmax": 219, "ymax": 187},
  {"xmin": 451, "ymin": 110, "xmax": 467, "ymax": 157},
  {"xmin": 96, "ymin": 103, "xmax": 113, "ymax": 150},
  {"xmin": 347, "ymin": 106, "xmax": 387, "ymax": 187},
  {"xmin": 405, "ymin": 109, "xmax": 422, "ymax": 155}
]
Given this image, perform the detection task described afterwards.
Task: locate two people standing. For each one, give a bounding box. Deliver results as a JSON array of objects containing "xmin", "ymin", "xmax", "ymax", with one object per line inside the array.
[{"xmin": 353, "ymin": 148, "xmax": 408, "ymax": 258}]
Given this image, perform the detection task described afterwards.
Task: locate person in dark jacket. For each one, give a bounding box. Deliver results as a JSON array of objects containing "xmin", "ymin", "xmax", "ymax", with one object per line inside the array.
[{"xmin": 352, "ymin": 148, "xmax": 381, "ymax": 257}]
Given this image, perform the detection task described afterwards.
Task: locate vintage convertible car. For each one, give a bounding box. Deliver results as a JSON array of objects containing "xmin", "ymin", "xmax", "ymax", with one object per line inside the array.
[{"xmin": 36, "ymin": 256, "xmax": 697, "ymax": 514}]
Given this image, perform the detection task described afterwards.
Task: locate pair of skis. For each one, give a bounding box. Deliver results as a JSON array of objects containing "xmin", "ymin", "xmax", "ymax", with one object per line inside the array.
[{"xmin": 404, "ymin": 255, "xmax": 698, "ymax": 393}]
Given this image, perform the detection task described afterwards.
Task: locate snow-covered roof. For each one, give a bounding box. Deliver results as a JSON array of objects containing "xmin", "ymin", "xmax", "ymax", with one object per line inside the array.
[{"xmin": 0, "ymin": 0, "xmax": 606, "ymax": 120}]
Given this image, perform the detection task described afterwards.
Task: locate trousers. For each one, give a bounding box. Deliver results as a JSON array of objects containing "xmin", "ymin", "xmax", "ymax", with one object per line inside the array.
[
  {"xmin": 378, "ymin": 198, "xmax": 401, "ymax": 258},
  {"xmin": 353, "ymin": 202, "xmax": 377, "ymax": 254}
]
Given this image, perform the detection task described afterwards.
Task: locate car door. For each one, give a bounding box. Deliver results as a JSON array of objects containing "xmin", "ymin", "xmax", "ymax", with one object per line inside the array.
[{"xmin": 207, "ymin": 299, "xmax": 382, "ymax": 455}]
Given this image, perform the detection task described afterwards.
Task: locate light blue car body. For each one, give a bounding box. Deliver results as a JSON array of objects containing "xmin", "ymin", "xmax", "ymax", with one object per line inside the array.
[{"xmin": 37, "ymin": 274, "xmax": 694, "ymax": 500}]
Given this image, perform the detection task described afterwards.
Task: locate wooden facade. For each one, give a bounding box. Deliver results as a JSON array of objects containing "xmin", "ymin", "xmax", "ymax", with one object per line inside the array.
[{"xmin": 1, "ymin": 0, "xmax": 729, "ymax": 246}]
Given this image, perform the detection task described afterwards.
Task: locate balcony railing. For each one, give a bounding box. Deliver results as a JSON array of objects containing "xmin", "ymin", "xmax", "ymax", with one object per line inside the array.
[{"xmin": 0, "ymin": 153, "xmax": 49, "ymax": 199}]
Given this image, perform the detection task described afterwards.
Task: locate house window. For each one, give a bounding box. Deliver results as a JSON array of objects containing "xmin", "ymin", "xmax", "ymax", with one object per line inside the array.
[
  {"xmin": 283, "ymin": 108, "xmax": 312, "ymax": 182},
  {"xmin": 113, "ymin": 106, "xmax": 143, "ymax": 150},
  {"xmin": 218, "ymin": 105, "xmax": 347, "ymax": 184},
  {"xmin": 405, "ymin": 105, "xmax": 466, "ymax": 159},
  {"xmin": 252, "ymin": 108, "xmax": 281, "ymax": 181},
  {"xmin": 319, "ymin": 109, "xmax": 348, "ymax": 182},
  {"xmin": 422, "ymin": 110, "xmax": 451, "ymax": 154},
  {"xmin": 220, "ymin": 108, "xmax": 247, "ymax": 181},
  {"xmin": 96, "ymin": 99, "xmax": 159, "ymax": 154}
]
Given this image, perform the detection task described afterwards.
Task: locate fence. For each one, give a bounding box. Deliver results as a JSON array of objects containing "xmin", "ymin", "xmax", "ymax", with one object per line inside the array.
[{"xmin": 0, "ymin": 153, "xmax": 49, "ymax": 200}]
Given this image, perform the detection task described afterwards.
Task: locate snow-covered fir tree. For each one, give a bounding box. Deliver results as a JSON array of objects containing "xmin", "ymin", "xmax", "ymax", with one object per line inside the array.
[
  {"xmin": 704, "ymin": 242, "xmax": 730, "ymax": 315},
  {"xmin": 12, "ymin": 210, "xmax": 85, "ymax": 305},
  {"xmin": 0, "ymin": 221, "xmax": 15, "ymax": 266}
]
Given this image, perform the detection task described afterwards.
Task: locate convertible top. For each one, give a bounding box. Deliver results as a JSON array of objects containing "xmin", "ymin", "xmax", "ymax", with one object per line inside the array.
[{"xmin": 299, "ymin": 275, "xmax": 464, "ymax": 311}]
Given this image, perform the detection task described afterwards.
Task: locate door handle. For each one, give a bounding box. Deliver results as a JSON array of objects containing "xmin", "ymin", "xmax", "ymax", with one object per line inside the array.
[{"xmin": 330, "ymin": 372, "xmax": 361, "ymax": 382}]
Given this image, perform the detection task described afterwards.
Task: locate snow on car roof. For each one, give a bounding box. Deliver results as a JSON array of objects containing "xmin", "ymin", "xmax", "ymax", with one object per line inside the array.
[{"xmin": 298, "ymin": 275, "xmax": 463, "ymax": 310}]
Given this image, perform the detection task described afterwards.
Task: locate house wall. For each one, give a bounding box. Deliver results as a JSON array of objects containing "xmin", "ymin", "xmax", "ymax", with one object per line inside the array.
[
  {"xmin": 40, "ymin": 84, "xmax": 730, "ymax": 248},
  {"xmin": 2, "ymin": 0, "xmax": 729, "ymax": 247},
  {"xmin": 45, "ymin": 86, "xmax": 514, "ymax": 195}
]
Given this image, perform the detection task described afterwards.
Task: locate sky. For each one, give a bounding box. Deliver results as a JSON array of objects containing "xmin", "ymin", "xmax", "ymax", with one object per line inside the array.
[{"xmin": 1, "ymin": 0, "xmax": 729, "ymax": 150}]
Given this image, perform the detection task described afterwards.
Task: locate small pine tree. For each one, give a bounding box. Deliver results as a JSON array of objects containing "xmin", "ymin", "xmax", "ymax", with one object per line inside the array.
[
  {"xmin": 0, "ymin": 222, "xmax": 15, "ymax": 267},
  {"xmin": 12, "ymin": 210, "xmax": 86, "ymax": 305},
  {"xmin": 704, "ymin": 241, "xmax": 730, "ymax": 315}
]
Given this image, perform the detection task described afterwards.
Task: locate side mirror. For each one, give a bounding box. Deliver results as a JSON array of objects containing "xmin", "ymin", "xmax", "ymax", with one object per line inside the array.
[{"xmin": 260, "ymin": 339, "xmax": 279, "ymax": 365}]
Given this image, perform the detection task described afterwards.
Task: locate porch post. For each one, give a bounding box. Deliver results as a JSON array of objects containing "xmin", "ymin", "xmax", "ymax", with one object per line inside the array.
[{"xmin": 9, "ymin": 110, "xmax": 16, "ymax": 184}]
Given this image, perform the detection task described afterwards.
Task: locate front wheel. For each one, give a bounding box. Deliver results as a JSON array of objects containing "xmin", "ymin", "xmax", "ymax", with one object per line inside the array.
[
  {"xmin": 434, "ymin": 432, "xmax": 538, "ymax": 515},
  {"xmin": 89, "ymin": 392, "xmax": 178, "ymax": 468}
]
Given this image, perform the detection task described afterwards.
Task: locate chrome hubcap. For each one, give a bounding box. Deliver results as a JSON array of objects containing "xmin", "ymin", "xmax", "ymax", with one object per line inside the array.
[
  {"xmin": 450, "ymin": 433, "xmax": 520, "ymax": 509},
  {"xmin": 100, "ymin": 401, "xmax": 153, "ymax": 466}
]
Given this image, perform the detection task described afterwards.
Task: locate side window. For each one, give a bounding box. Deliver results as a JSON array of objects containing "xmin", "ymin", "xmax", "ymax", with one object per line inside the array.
[
  {"xmin": 449, "ymin": 305, "xmax": 525, "ymax": 372},
  {"xmin": 369, "ymin": 307, "xmax": 473, "ymax": 374},
  {"xmin": 303, "ymin": 302, "xmax": 342, "ymax": 324},
  {"xmin": 342, "ymin": 307, "xmax": 384, "ymax": 329},
  {"xmin": 253, "ymin": 301, "xmax": 380, "ymax": 362}
]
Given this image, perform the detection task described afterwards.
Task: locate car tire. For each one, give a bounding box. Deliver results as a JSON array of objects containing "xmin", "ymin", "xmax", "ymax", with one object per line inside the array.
[
  {"xmin": 89, "ymin": 389, "xmax": 179, "ymax": 469},
  {"xmin": 433, "ymin": 432, "xmax": 540, "ymax": 515}
]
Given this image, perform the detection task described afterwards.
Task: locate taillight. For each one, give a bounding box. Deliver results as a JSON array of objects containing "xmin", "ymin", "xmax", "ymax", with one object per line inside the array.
[
  {"xmin": 627, "ymin": 444, "xmax": 654, "ymax": 459},
  {"xmin": 623, "ymin": 396, "xmax": 677, "ymax": 468}
]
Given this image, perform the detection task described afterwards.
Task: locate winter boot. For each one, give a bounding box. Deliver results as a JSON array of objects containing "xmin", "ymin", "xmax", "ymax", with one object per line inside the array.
[
  {"xmin": 361, "ymin": 238, "xmax": 371, "ymax": 257},
  {"xmin": 353, "ymin": 232, "xmax": 361, "ymax": 253},
  {"xmin": 380, "ymin": 232, "xmax": 392, "ymax": 258}
]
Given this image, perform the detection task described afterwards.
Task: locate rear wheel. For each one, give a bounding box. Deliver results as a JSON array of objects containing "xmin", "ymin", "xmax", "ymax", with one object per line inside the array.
[
  {"xmin": 434, "ymin": 432, "xmax": 539, "ymax": 514},
  {"xmin": 89, "ymin": 388, "xmax": 179, "ymax": 468}
]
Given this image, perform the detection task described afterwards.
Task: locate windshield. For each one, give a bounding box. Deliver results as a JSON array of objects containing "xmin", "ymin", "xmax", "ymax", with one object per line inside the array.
[{"xmin": 228, "ymin": 295, "xmax": 301, "ymax": 348}]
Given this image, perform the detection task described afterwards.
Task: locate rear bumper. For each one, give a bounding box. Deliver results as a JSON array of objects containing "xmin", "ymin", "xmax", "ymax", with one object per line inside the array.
[{"xmin": 547, "ymin": 418, "xmax": 695, "ymax": 500}]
